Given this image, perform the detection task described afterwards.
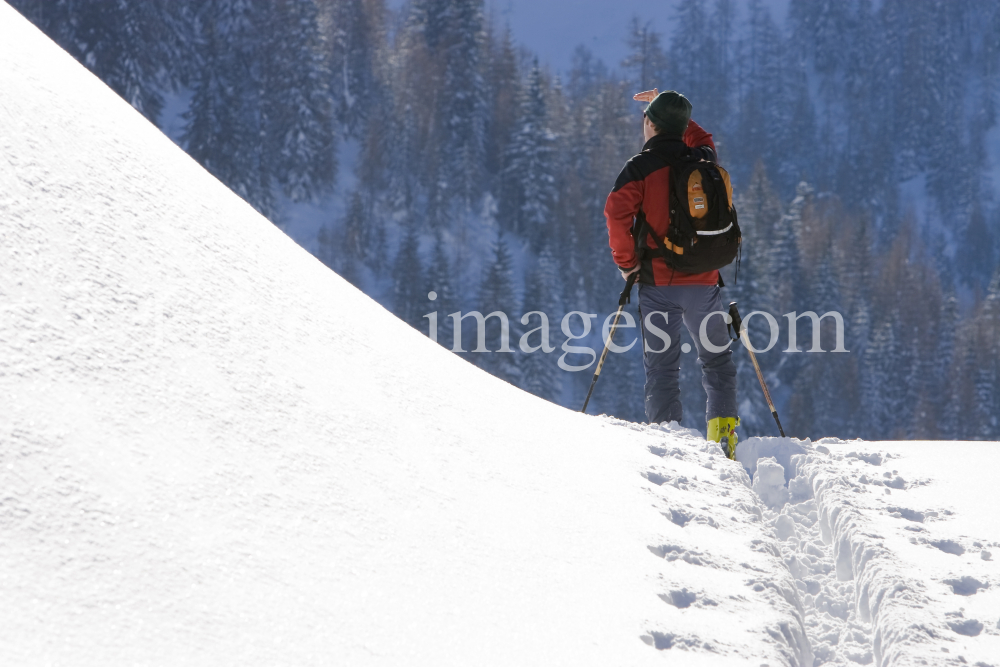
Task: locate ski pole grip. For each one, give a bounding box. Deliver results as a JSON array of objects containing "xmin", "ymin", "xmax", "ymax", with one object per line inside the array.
[
  {"xmin": 727, "ymin": 301, "xmax": 743, "ymax": 340},
  {"xmin": 619, "ymin": 272, "xmax": 638, "ymax": 306}
]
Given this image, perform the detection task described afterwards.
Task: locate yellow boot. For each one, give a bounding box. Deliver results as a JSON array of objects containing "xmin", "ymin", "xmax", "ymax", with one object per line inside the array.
[{"xmin": 707, "ymin": 417, "xmax": 740, "ymax": 460}]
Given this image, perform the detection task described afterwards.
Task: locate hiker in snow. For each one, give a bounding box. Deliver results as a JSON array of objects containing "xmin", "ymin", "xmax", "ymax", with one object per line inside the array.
[{"xmin": 603, "ymin": 89, "xmax": 742, "ymax": 458}]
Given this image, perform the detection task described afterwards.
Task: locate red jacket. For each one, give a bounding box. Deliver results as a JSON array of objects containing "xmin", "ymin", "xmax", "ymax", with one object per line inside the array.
[{"xmin": 604, "ymin": 120, "xmax": 719, "ymax": 286}]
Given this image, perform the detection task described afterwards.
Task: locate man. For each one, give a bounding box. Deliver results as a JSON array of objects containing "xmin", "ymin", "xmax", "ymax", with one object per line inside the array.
[{"xmin": 603, "ymin": 88, "xmax": 739, "ymax": 457}]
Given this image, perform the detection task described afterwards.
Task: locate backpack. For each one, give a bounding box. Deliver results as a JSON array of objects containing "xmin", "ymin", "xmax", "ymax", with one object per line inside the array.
[{"xmin": 634, "ymin": 151, "xmax": 742, "ymax": 277}]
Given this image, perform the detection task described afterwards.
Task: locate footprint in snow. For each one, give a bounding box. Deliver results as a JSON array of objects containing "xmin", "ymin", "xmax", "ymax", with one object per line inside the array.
[
  {"xmin": 662, "ymin": 507, "xmax": 720, "ymax": 529},
  {"xmin": 659, "ymin": 588, "xmax": 698, "ymax": 608},
  {"xmin": 641, "ymin": 470, "xmax": 694, "ymax": 490},
  {"xmin": 886, "ymin": 506, "xmax": 926, "ymax": 522},
  {"xmin": 845, "ymin": 451, "xmax": 883, "ymax": 465},
  {"xmin": 930, "ymin": 539, "xmax": 965, "ymax": 556},
  {"xmin": 942, "ymin": 576, "xmax": 988, "ymax": 596},
  {"xmin": 945, "ymin": 611, "xmax": 984, "ymax": 637},
  {"xmin": 647, "ymin": 543, "xmax": 715, "ymax": 567},
  {"xmin": 640, "ymin": 631, "xmax": 707, "ymax": 651}
]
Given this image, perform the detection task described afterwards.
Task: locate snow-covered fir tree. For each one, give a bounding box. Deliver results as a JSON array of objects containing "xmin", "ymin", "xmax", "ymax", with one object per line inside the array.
[
  {"xmin": 440, "ymin": 0, "xmax": 487, "ymax": 205},
  {"xmin": 475, "ymin": 234, "xmax": 520, "ymax": 384},
  {"xmin": 323, "ymin": 0, "xmax": 381, "ymax": 137},
  {"xmin": 519, "ymin": 248, "xmax": 562, "ymax": 402},
  {"xmin": 500, "ymin": 62, "xmax": 556, "ymax": 249},
  {"xmin": 261, "ymin": 0, "xmax": 336, "ymax": 203},
  {"xmin": 183, "ymin": 0, "xmax": 273, "ymax": 216},
  {"xmin": 392, "ymin": 224, "xmax": 425, "ymax": 328},
  {"xmin": 424, "ymin": 233, "xmax": 457, "ymax": 350}
]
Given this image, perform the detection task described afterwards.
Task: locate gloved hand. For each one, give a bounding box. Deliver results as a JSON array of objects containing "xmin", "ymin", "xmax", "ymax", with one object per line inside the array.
[
  {"xmin": 619, "ymin": 264, "xmax": 640, "ymax": 281},
  {"xmin": 690, "ymin": 145, "xmax": 716, "ymax": 162}
]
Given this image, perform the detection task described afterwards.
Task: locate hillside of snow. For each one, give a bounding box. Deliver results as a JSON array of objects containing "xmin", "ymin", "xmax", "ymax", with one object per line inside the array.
[{"xmin": 1, "ymin": 4, "xmax": 999, "ymax": 666}]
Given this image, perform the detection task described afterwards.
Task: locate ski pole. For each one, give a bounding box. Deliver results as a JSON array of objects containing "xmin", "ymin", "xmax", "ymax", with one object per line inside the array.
[
  {"xmin": 581, "ymin": 272, "xmax": 638, "ymax": 414},
  {"xmin": 727, "ymin": 301, "xmax": 786, "ymax": 437}
]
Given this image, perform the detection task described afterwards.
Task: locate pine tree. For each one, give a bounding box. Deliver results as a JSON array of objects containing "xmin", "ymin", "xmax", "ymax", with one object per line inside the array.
[
  {"xmin": 860, "ymin": 318, "xmax": 902, "ymax": 438},
  {"xmin": 335, "ymin": 189, "xmax": 375, "ymax": 287},
  {"xmin": 935, "ymin": 285, "xmax": 960, "ymax": 438},
  {"xmin": 519, "ymin": 249, "xmax": 562, "ymax": 402},
  {"xmin": 79, "ymin": 0, "xmax": 173, "ymax": 122},
  {"xmin": 396, "ymin": 0, "xmax": 488, "ymax": 210},
  {"xmin": 543, "ymin": 76, "xmax": 570, "ymax": 251},
  {"xmin": 731, "ymin": 0, "xmax": 786, "ymax": 189},
  {"xmin": 316, "ymin": 221, "xmax": 338, "ymax": 270},
  {"xmin": 921, "ymin": 4, "xmax": 971, "ymax": 214},
  {"xmin": 956, "ymin": 205, "xmax": 997, "ymax": 290},
  {"xmin": 325, "ymin": 0, "xmax": 381, "ymax": 137},
  {"xmin": 183, "ymin": 0, "xmax": 273, "ymax": 216},
  {"xmin": 972, "ymin": 270, "xmax": 1000, "ymax": 438},
  {"xmin": 339, "ymin": 190, "xmax": 368, "ymax": 263},
  {"xmin": 622, "ymin": 17, "xmax": 666, "ymax": 91},
  {"xmin": 787, "ymin": 0, "xmax": 851, "ymax": 76},
  {"xmin": 836, "ymin": 0, "xmax": 894, "ymax": 214},
  {"xmin": 424, "ymin": 234, "xmax": 457, "ymax": 349},
  {"xmin": 392, "ymin": 225, "xmax": 425, "ymax": 328},
  {"xmin": 441, "ymin": 0, "xmax": 487, "ymax": 204},
  {"xmin": 262, "ymin": 0, "xmax": 336, "ymax": 203},
  {"xmin": 338, "ymin": 248, "xmax": 362, "ymax": 287},
  {"xmin": 698, "ymin": 0, "xmax": 735, "ymax": 134},
  {"xmin": 776, "ymin": 62, "xmax": 817, "ymax": 190},
  {"xmin": 409, "ymin": 0, "xmax": 451, "ymax": 50},
  {"xmin": 475, "ymin": 235, "xmax": 520, "ymax": 384},
  {"xmin": 734, "ymin": 162, "xmax": 782, "ymax": 298},
  {"xmin": 773, "ymin": 181, "xmax": 809, "ymax": 309},
  {"xmin": 668, "ymin": 0, "xmax": 710, "ymax": 105},
  {"xmin": 11, "ymin": 0, "xmax": 198, "ymax": 122},
  {"xmin": 560, "ymin": 79, "xmax": 634, "ymax": 307},
  {"xmin": 567, "ymin": 45, "xmax": 607, "ymax": 100},
  {"xmin": 500, "ymin": 62, "xmax": 556, "ymax": 248},
  {"xmin": 484, "ymin": 26, "xmax": 520, "ymax": 184},
  {"xmin": 946, "ymin": 340, "xmax": 978, "ymax": 440}
]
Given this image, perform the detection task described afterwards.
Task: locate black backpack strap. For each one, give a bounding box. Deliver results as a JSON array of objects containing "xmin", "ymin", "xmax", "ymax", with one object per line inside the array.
[
  {"xmin": 632, "ymin": 207, "xmax": 656, "ymax": 284},
  {"xmin": 635, "ymin": 204, "xmax": 690, "ymax": 264},
  {"xmin": 631, "ymin": 148, "xmax": 707, "ymax": 278}
]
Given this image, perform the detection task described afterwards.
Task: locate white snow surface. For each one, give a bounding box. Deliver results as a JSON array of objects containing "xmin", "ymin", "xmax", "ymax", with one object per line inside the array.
[{"xmin": 2, "ymin": 5, "xmax": 999, "ymax": 666}]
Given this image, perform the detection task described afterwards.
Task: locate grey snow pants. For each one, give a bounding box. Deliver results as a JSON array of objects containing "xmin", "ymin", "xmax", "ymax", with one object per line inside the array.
[{"xmin": 637, "ymin": 283, "xmax": 738, "ymax": 425}]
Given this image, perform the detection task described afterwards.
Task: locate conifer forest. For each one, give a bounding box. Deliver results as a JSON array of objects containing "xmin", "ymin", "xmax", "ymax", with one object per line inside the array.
[{"xmin": 11, "ymin": 0, "xmax": 1000, "ymax": 440}]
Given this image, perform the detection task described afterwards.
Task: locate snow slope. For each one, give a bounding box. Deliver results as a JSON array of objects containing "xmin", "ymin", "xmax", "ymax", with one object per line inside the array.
[
  {"xmin": 2, "ymin": 4, "xmax": 999, "ymax": 667},
  {"xmin": 0, "ymin": 6, "xmax": 803, "ymax": 665}
]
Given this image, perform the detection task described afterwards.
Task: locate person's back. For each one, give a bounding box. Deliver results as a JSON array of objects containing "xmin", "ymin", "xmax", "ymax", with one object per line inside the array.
[{"xmin": 604, "ymin": 89, "xmax": 740, "ymax": 458}]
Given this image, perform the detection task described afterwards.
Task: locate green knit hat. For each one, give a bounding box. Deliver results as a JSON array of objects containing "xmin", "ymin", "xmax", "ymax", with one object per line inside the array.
[{"xmin": 644, "ymin": 91, "xmax": 692, "ymax": 138}]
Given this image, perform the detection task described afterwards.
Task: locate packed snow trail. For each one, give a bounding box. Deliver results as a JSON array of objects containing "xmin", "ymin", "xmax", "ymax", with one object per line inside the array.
[
  {"xmin": 0, "ymin": 5, "xmax": 809, "ymax": 665},
  {"xmin": 737, "ymin": 438, "xmax": 1000, "ymax": 666}
]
